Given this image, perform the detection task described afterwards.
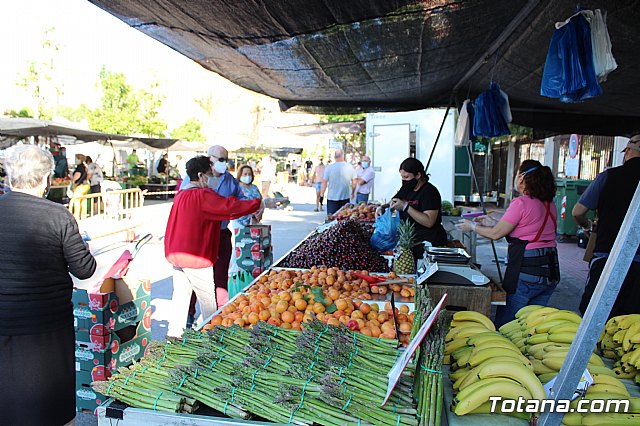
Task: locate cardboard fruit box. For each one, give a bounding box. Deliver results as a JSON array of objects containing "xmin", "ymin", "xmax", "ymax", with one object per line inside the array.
[
  {"xmin": 73, "ymin": 250, "xmax": 151, "ymax": 333},
  {"xmin": 236, "ymin": 251, "xmax": 273, "ymax": 270},
  {"xmin": 75, "ymin": 317, "xmax": 152, "ymax": 372},
  {"xmin": 234, "ymin": 244, "xmax": 272, "ymax": 261},
  {"xmin": 234, "ymin": 224, "xmax": 271, "ymax": 249},
  {"xmin": 76, "ymin": 369, "xmax": 107, "ymax": 413}
]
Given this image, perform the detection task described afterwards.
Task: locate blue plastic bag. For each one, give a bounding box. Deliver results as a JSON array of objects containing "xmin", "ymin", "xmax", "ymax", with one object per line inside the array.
[
  {"xmin": 370, "ymin": 209, "xmax": 401, "ymax": 251},
  {"xmin": 540, "ymin": 13, "xmax": 602, "ymax": 103},
  {"xmin": 473, "ymin": 82, "xmax": 511, "ymax": 138}
]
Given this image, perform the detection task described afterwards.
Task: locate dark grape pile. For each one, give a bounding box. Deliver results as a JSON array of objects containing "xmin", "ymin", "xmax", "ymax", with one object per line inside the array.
[{"xmin": 280, "ymin": 219, "xmax": 390, "ymax": 271}]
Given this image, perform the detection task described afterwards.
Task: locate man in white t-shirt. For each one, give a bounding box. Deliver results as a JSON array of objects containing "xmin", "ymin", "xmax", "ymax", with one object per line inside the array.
[
  {"xmin": 320, "ymin": 150, "xmax": 355, "ymax": 216},
  {"xmin": 353, "ymin": 155, "xmax": 375, "ymax": 204}
]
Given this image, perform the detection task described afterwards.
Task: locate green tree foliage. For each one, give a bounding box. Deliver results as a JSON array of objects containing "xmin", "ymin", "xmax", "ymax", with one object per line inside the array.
[
  {"xmin": 137, "ymin": 81, "xmax": 167, "ymax": 137},
  {"xmin": 171, "ymin": 118, "xmax": 205, "ymax": 141},
  {"xmin": 88, "ymin": 67, "xmax": 168, "ymax": 137},
  {"xmin": 4, "ymin": 107, "xmax": 34, "ymax": 118},
  {"xmin": 16, "ymin": 27, "xmax": 63, "ymax": 120},
  {"xmin": 57, "ymin": 104, "xmax": 89, "ymax": 123}
]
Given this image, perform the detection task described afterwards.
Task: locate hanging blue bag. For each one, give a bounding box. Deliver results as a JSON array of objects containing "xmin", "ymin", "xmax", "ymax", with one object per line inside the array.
[
  {"xmin": 370, "ymin": 209, "xmax": 401, "ymax": 251},
  {"xmin": 540, "ymin": 13, "xmax": 602, "ymax": 102},
  {"xmin": 473, "ymin": 82, "xmax": 511, "ymax": 138}
]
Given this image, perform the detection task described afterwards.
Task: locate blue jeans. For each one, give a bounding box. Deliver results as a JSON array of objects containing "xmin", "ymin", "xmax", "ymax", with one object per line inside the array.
[
  {"xmin": 494, "ymin": 276, "xmax": 557, "ymax": 328},
  {"xmin": 355, "ymin": 192, "xmax": 369, "ymax": 204}
]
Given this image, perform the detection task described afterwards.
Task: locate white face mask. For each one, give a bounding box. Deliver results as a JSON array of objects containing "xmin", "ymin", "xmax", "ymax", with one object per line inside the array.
[
  {"xmin": 240, "ymin": 175, "xmax": 252, "ymax": 184},
  {"xmin": 361, "ymin": 161, "xmax": 369, "ymax": 168},
  {"xmin": 213, "ymin": 160, "xmax": 228, "ymax": 174}
]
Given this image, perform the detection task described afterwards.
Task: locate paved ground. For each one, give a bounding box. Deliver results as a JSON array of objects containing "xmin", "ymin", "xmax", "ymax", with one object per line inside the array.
[{"xmin": 77, "ymin": 186, "xmax": 590, "ymax": 424}]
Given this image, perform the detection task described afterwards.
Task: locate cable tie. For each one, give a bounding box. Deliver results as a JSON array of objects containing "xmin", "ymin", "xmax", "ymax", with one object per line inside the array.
[
  {"xmin": 250, "ymin": 369, "xmax": 260, "ymax": 391},
  {"xmin": 194, "ymin": 368, "xmax": 198, "ymax": 379},
  {"xmin": 420, "ymin": 365, "xmax": 442, "ymax": 374},
  {"xmin": 396, "ymin": 414, "xmax": 401, "ymax": 426},
  {"xmin": 263, "ymin": 354, "xmax": 273, "ymax": 369},
  {"xmin": 107, "ymin": 381, "xmax": 116, "ymax": 394},
  {"xmin": 223, "ymin": 399, "xmax": 229, "ymax": 416},
  {"xmin": 123, "ymin": 376, "xmax": 131, "ymax": 386},
  {"xmin": 177, "ymin": 373, "xmax": 189, "ymax": 390},
  {"xmin": 341, "ymin": 394, "xmax": 353, "ymax": 411},
  {"xmin": 231, "ymin": 386, "xmax": 236, "ymax": 403},
  {"xmin": 141, "ymin": 366, "xmax": 149, "ymax": 374},
  {"xmin": 153, "ymin": 391, "xmax": 163, "ymax": 411},
  {"xmin": 181, "ymin": 337, "xmax": 187, "ymax": 346},
  {"xmin": 219, "ymin": 331, "xmax": 225, "ymax": 343}
]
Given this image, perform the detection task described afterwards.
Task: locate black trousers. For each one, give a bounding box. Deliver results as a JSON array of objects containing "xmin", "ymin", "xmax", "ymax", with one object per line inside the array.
[{"xmin": 580, "ymin": 257, "xmax": 640, "ymax": 318}]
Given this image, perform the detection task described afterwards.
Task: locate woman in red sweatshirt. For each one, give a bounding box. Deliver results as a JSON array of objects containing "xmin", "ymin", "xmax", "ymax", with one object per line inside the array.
[{"xmin": 165, "ymin": 156, "xmax": 260, "ymax": 336}]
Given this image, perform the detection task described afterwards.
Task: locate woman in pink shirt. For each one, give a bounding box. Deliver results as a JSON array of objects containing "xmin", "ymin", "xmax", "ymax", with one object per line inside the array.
[{"xmin": 457, "ymin": 160, "xmax": 559, "ymax": 326}]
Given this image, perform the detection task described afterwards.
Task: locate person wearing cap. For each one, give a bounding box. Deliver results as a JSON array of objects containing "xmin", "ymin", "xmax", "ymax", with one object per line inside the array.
[{"xmin": 573, "ymin": 134, "xmax": 640, "ymax": 318}]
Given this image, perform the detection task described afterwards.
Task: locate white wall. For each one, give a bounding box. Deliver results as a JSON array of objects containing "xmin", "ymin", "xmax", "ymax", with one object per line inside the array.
[{"xmin": 366, "ymin": 109, "xmax": 455, "ymax": 204}]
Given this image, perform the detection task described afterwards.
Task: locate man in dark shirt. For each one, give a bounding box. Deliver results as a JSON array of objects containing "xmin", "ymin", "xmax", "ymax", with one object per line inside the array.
[
  {"xmin": 157, "ymin": 153, "xmax": 169, "ymax": 174},
  {"xmin": 573, "ymin": 135, "xmax": 640, "ymax": 317}
]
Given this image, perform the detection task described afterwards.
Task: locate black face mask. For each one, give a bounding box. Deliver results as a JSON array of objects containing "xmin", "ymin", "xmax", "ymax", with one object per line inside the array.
[{"xmin": 401, "ymin": 178, "xmax": 418, "ymax": 191}]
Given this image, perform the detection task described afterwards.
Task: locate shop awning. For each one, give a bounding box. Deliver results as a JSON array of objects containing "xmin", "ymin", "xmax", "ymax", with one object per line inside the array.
[
  {"xmin": 88, "ymin": 0, "xmax": 640, "ymax": 136},
  {"xmin": 0, "ymin": 118, "xmax": 183, "ymax": 150}
]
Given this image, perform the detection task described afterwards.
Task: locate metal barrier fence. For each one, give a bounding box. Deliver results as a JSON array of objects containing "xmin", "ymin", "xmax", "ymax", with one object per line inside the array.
[{"xmin": 69, "ymin": 188, "xmax": 145, "ymax": 239}]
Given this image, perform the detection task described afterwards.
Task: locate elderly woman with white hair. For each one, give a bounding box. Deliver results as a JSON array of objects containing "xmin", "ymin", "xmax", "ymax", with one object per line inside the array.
[{"xmin": 0, "ymin": 145, "xmax": 96, "ymax": 426}]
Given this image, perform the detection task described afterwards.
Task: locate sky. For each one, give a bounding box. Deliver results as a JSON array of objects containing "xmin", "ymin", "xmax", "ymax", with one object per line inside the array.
[{"xmin": 0, "ymin": 0, "xmax": 305, "ymax": 137}]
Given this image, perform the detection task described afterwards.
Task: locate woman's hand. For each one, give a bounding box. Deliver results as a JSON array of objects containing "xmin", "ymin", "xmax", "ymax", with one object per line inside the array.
[
  {"xmin": 474, "ymin": 215, "xmax": 498, "ymax": 227},
  {"xmin": 389, "ymin": 198, "xmax": 407, "ymax": 212},
  {"xmin": 455, "ymin": 219, "xmax": 476, "ymax": 232}
]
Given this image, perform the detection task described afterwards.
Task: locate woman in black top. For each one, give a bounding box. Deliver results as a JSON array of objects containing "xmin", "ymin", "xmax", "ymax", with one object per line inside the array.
[
  {"xmin": 0, "ymin": 145, "xmax": 96, "ymax": 426},
  {"xmin": 378, "ymin": 157, "xmax": 447, "ymax": 252}
]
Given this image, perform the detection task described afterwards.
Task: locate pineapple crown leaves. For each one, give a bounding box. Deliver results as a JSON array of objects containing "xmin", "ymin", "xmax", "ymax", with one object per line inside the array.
[{"xmin": 397, "ymin": 219, "xmax": 416, "ymax": 250}]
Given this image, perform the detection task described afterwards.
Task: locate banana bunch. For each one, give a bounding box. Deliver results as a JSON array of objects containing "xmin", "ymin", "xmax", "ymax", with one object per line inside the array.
[
  {"xmin": 599, "ymin": 315, "xmax": 640, "ymax": 383},
  {"xmin": 445, "ymin": 311, "xmax": 542, "ymax": 419},
  {"xmin": 499, "ymin": 305, "xmax": 616, "ymax": 382}
]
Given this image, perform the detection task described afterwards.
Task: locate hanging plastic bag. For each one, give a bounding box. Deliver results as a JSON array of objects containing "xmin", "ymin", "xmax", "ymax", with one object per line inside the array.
[
  {"xmin": 228, "ymin": 269, "xmax": 254, "ymax": 300},
  {"xmin": 540, "ymin": 13, "xmax": 602, "ymax": 102},
  {"xmin": 589, "ymin": 9, "xmax": 617, "ymax": 82},
  {"xmin": 370, "ymin": 208, "xmax": 401, "ymax": 252},
  {"xmin": 473, "ymin": 82, "xmax": 511, "ymax": 138},
  {"xmin": 455, "ymin": 99, "xmax": 473, "ymax": 147}
]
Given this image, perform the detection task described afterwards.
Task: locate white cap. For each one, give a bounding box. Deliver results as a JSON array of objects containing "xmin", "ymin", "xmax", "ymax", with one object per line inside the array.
[{"xmin": 621, "ymin": 135, "xmax": 640, "ymax": 153}]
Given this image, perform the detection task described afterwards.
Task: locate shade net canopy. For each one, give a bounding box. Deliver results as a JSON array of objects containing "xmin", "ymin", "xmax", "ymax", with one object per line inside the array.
[{"xmin": 88, "ymin": 0, "xmax": 640, "ymax": 136}]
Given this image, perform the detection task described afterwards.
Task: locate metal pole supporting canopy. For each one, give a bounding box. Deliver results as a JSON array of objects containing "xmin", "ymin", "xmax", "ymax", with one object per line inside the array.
[{"xmin": 538, "ymin": 180, "xmax": 640, "ymax": 426}]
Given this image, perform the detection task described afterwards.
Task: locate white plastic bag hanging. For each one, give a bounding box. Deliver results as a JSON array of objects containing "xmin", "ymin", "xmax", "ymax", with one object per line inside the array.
[
  {"xmin": 589, "ymin": 9, "xmax": 617, "ymax": 82},
  {"xmin": 455, "ymin": 99, "xmax": 472, "ymax": 147}
]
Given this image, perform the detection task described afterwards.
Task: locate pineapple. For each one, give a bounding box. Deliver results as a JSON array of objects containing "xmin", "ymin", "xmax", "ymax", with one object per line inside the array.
[{"xmin": 394, "ymin": 219, "xmax": 416, "ymax": 274}]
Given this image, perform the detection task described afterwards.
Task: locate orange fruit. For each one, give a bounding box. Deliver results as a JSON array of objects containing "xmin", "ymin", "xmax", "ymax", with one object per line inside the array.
[
  {"xmin": 288, "ymin": 305, "xmax": 298, "ymax": 313},
  {"xmin": 351, "ymin": 310, "xmax": 364, "ymax": 320},
  {"xmin": 222, "ymin": 318, "xmax": 234, "ymax": 327},
  {"xmin": 399, "ymin": 322, "xmax": 412, "ymax": 333},
  {"xmin": 335, "ymin": 299, "xmax": 348, "ymax": 311},
  {"xmin": 291, "ymin": 320, "xmax": 302, "ymax": 330},
  {"xmin": 327, "ymin": 318, "xmax": 340, "ymax": 327},
  {"xmin": 276, "ymin": 300, "xmax": 289, "ymax": 314},
  {"xmin": 327, "ymin": 289, "xmax": 340, "ymax": 301},
  {"xmin": 294, "ymin": 311, "xmax": 304, "ymax": 323},
  {"xmin": 258, "ymin": 310, "xmax": 270, "ymax": 322},
  {"xmin": 401, "ymin": 289, "xmax": 411, "ymax": 298},
  {"xmin": 281, "ymin": 322, "xmax": 292, "ymax": 329},
  {"xmin": 280, "ymin": 292, "xmax": 292, "ymax": 302},
  {"xmin": 312, "ymin": 302, "xmax": 325, "ymax": 314},
  {"xmin": 210, "ymin": 315, "xmax": 223, "ymax": 326},
  {"xmin": 267, "ymin": 317, "xmax": 281, "ymax": 326},
  {"xmin": 291, "ymin": 292, "xmax": 303, "ymax": 301},
  {"xmin": 203, "ymin": 324, "xmax": 215, "ymax": 331},
  {"xmin": 295, "ymin": 299, "xmax": 308, "ymax": 311},
  {"xmin": 370, "ymin": 325, "xmax": 381, "ymax": 337},
  {"xmin": 248, "ymin": 312, "xmax": 260, "ymax": 325},
  {"xmin": 359, "ymin": 303, "xmax": 371, "ymax": 315},
  {"xmin": 234, "ymin": 318, "xmax": 246, "ymax": 327},
  {"xmin": 399, "ymin": 305, "xmax": 410, "ymax": 314},
  {"xmin": 281, "ymin": 311, "xmax": 295, "ymax": 323},
  {"xmin": 360, "ymin": 327, "xmax": 372, "ymax": 337}
]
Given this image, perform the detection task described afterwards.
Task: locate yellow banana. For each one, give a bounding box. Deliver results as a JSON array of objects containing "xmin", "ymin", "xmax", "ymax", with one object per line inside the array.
[
  {"xmin": 542, "ymin": 351, "xmax": 605, "ymax": 367},
  {"xmin": 518, "ymin": 306, "xmax": 557, "ymax": 323},
  {"xmin": 613, "ymin": 329, "xmax": 628, "ymax": 344},
  {"xmin": 588, "ymin": 365, "xmax": 617, "ymax": 377},
  {"xmin": 613, "ymin": 366, "xmax": 637, "ymax": 379},
  {"xmin": 541, "ymin": 357, "xmax": 565, "ymax": 371},
  {"xmin": 600, "ymin": 333, "xmax": 618, "ymax": 350},
  {"xmin": 590, "ymin": 374, "xmax": 629, "ymax": 393},
  {"xmin": 561, "ymin": 412, "xmax": 583, "ymax": 426},
  {"xmin": 454, "ymin": 379, "xmax": 533, "ymax": 416},
  {"xmin": 580, "ymin": 413, "xmax": 640, "ymax": 425},
  {"xmin": 446, "ymin": 325, "xmax": 492, "ymax": 342},
  {"xmin": 457, "ymin": 358, "xmax": 528, "ymax": 391},
  {"xmin": 528, "ymin": 342, "xmax": 557, "ymax": 358},
  {"xmin": 514, "ymin": 304, "xmax": 546, "ymax": 319},
  {"xmin": 456, "ymin": 347, "xmax": 474, "ymax": 366},
  {"xmin": 548, "ymin": 332, "xmax": 576, "ymax": 344},
  {"xmin": 623, "ymin": 322, "xmax": 640, "ymax": 352},
  {"xmin": 548, "ymin": 322, "xmax": 580, "ymax": 334},
  {"xmin": 527, "ymin": 333, "xmax": 550, "ymax": 345},
  {"xmin": 538, "ymin": 372, "xmax": 557, "ymax": 383},
  {"xmin": 472, "ymin": 339, "xmax": 520, "ymax": 353},
  {"xmin": 533, "ymin": 359, "xmax": 558, "ymax": 375},
  {"xmin": 617, "ymin": 314, "xmax": 640, "ymax": 330},
  {"xmin": 467, "ymin": 333, "xmax": 513, "ymax": 347},
  {"xmin": 467, "ymin": 346, "xmax": 530, "ymax": 368},
  {"xmin": 474, "ymin": 360, "xmax": 546, "ymax": 401},
  {"xmin": 451, "ymin": 345, "xmax": 473, "ymax": 361},
  {"xmin": 452, "ymin": 311, "xmax": 496, "ymax": 331},
  {"xmin": 636, "ymin": 373, "xmax": 640, "ymax": 385},
  {"xmin": 629, "ymin": 348, "xmax": 640, "ymax": 368},
  {"xmin": 449, "ymin": 367, "xmax": 471, "ymax": 382},
  {"xmin": 443, "ymin": 354, "xmax": 452, "ymax": 365},
  {"xmin": 586, "ymin": 383, "xmax": 630, "ymax": 397},
  {"xmin": 542, "ymin": 343, "xmax": 572, "ymax": 352},
  {"xmin": 541, "ymin": 310, "xmax": 582, "ymax": 324},
  {"xmin": 467, "ymin": 401, "xmax": 532, "ymax": 420},
  {"xmin": 498, "ymin": 319, "xmax": 522, "ymax": 334},
  {"xmin": 535, "ymin": 319, "xmax": 573, "ymax": 334},
  {"xmin": 601, "ymin": 349, "xmax": 617, "ymax": 359},
  {"xmin": 445, "ymin": 337, "xmax": 471, "ymax": 354}
]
